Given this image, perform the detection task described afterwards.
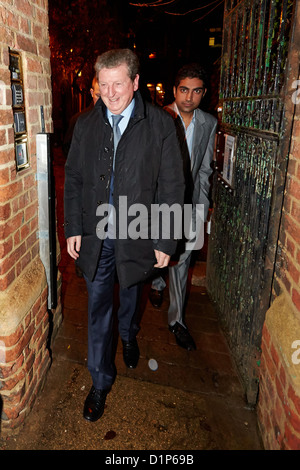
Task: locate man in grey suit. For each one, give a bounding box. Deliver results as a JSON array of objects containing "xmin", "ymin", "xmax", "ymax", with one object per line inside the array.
[{"xmin": 149, "ymin": 63, "xmax": 217, "ymax": 351}]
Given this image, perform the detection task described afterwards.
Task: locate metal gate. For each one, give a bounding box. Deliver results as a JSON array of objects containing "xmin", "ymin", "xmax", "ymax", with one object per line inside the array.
[{"xmin": 206, "ymin": 0, "xmax": 297, "ymax": 404}]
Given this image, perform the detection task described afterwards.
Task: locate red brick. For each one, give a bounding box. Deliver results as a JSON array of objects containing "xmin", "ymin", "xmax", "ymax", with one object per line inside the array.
[
  {"xmin": 1, "ymin": 368, "xmax": 26, "ymax": 391},
  {"xmin": 261, "ymin": 323, "xmax": 271, "ymax": 348},
  {"xmin": 0, "ymin": 212, "xmax": 23, "ymax": 239},
  {"xmin": 24, "ymin": 203, "xmax": 36, "ymax": 222},
  {"xmin": 297, "ymin": 249, "xmax": 300, "ymax": 266},
  {"xmin": 0, "ymin": 237, "xmax": 13, "ymax": 258},
  {"xmin": 263, "ymin": 371, "xmax": 276, "ymax": 403},
  {"xmin": 275, "ymin": 375, "xmax": 288, "ymax": 413},
  {"xmin": 0, "ymin": 148, "xmax": 14, "ymax": 166},
  {"xmin": 26, "ymin": 231, "xmax": 37, "ymax": 250},
  {"xmin": 4, "ymin": 7, "xmax": 19, "ymax": 30},
  {"xmin": 14, "ymin": 0, "xmax": 34, "ymax": 17},
  {"xmin": 18, "ymin": 251, "xmax": 31, "ymax": 272},
  {"xmin": 287, "ymin": 158, "xmax": 297, "ymax": 176},
  {"xmin": 16, "ymin": 34, "xmax": 37, "ymax": 55},
  {"xmin": 35, "ymin": 8, "xmax": 48, "ymax": 26},
  {"xmin": 287, "ymin": 257, "xmax": 300, "ymax": 284},
  {"xmin": 288, "ymin": 407, "xmax": 300, "ymax": 434},
  {"xmin": 283, "ymin": 214, "xmax": 300, "ymax": 245},
  {"xmin": 0, "ymin": 323, "xmax": 24, "ymax": 348},
  {"xmin": 262, "ymin": 342, "xmax": 277, "ymax": 379},
  {"xmin": 0, "ymin": 355, "xmax": 24, "ymax": 379},
  {"xmin": 270, "ymin": 342, "xmax": 280, "ymax": 368},
  {"xmin": 288, "ymin": 386, "xmax": 300, "ymax": 415},
  {"xmin": 285, "ymin": 236, "xmax": 295, "ymax": 256},
  {"xmin": 4, "ymin": 322, "xmax": 34, "ymax": 362},
  {"xmin": 0, "ymin": 241, "xmax": 26, "ymax": 275},
  {"xmin": 0, "ymin": 109, "xmax": 13, "ymax": 126},
  {"xmin": 31, "ymin": 242, "xmax": 39, "ymax": 259},
  {"xmin": 288, "ymin": 177, "xmax": 300, "ymax": 201},
  {"xmin": 22, "ymin": 172, "xmax": 35, "ymax": 191},
  {"xmin": 291, "ymin": 136, "xmax": 300, "ymax": 158},
  {"xmin": 24, "ymin": 350, "xmax": 35, "ymax": 374},
  {"xmin": 36, "ymin": 326, "xmax": 49, "ymax": 352},
  {"xmin": 0, "ymin": 181, "xmax": 23, "ymax": 203},
  {"xmin": 292, "ymin": 288, "xmax": 300, "ymax": 312},
  {"xmin": 284, "ymin": 423, "xmax": 300, "ymax": 450},
  {"xmin": 0, "ymin": 203, "xmax": 11, "ymax": 222},
  {"xmin": 26, "ymin": 57, "xmax": 43, "ymax": 74},
  {"xmin": 0, "ymin": 269, "xmax": 16, "ymax": 291},
  {"xmin": 20, "ymin": 223, "xmax": 30, "ymax": 240},
  {"xmin": 0, "ymin": 129, "xmax": 7, "ymax": 147},
  {"xmin": 279, "ymin": 364, "xmax": 287, "ymax": 390},
  {"xmin": 24, "ymin": 311, "xmax": 31, "ymax": 330},
  {"xmin": 291, "ymin": 200, "xmax": 300, "ymax": 222}
]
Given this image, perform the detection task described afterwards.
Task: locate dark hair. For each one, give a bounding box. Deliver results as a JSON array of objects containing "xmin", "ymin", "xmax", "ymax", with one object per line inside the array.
[
  {"xmin": 174, "ymin": 63, "xmax": 208, "ymax": 89},
  {"xmin": 94, "ymin": 48, "xmax": 140, "ymax": 81}
]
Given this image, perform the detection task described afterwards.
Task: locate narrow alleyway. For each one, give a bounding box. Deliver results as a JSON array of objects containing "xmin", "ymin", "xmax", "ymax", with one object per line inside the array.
[{"xmin": 0, "ymin": 148, "xmax": 263, "ymax": 451}]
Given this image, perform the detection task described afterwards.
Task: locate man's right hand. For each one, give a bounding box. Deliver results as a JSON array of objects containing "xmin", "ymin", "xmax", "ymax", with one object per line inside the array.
[{"xmin": 67, "ymin": 235, "xmax": 82, "ymax": 260}]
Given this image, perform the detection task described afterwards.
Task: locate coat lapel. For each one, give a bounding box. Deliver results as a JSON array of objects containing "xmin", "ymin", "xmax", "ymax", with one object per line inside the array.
[{"xmin": 191, "ymin": 109, "xmax": 205, "ymax": 175}]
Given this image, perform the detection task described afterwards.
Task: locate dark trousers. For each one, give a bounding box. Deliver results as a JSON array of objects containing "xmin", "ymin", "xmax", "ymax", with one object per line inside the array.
[{"xmin": 84, "ymin": 238, "xmax": 141, "ymax": 390}]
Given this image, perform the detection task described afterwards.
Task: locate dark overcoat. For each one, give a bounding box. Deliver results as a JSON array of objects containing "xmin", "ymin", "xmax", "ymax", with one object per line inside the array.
[{"xmin": 64, "ymin": 90, "xmax": 185, "ymax": 288}]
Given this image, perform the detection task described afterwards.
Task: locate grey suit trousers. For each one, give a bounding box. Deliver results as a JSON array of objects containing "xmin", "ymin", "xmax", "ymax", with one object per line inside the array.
[{"xmin": 152, "ymin": 248, "xmax": 192, "ymax": 327}]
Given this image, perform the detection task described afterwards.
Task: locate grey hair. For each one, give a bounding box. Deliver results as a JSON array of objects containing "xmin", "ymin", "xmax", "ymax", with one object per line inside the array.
[{"xmin": 94, "ymin": 49, "xmax": 139, "ymax": 81}]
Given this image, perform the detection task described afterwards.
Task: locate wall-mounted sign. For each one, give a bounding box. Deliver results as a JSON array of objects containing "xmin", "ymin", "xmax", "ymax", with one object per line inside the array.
[
  {"xmin": 9, "ymin": 49, "xmax": 29, "ymax": 171},
  {"xmin": 15, "ymin": 137, "xmax": 29, "ymax": 170},
  {"xmin": 222, "ymin": 134, "xmax": 236, "ymax": 187},
  {"xmin": 215, "ymin": 130, "xmax": 237, "ymax": 191}
]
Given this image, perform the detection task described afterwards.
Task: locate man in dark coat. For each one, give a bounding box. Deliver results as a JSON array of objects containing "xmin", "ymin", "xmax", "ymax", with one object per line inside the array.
[
  {"xmin": 64, "ymin": 49, "xmax": 185, "ymax": 422},
  {"xmin": 62, "ymin": 76, "xmax": 101, "ymax": 157}
]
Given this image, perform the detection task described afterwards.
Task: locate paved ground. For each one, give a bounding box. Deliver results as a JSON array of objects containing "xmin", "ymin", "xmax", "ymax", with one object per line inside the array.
[{"xmin": 0, "ymin": 148, "xmax": 263, "ymax": 451}]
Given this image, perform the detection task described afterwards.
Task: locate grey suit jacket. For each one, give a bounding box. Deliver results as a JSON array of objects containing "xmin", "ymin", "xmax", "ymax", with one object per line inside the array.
[{"xmin": 165, "ymin": 103, "xmax": 217, "ymax": 220}]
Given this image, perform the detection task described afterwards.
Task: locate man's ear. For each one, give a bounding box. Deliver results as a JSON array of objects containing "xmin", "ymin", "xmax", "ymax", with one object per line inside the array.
[
  {"xmin": 173, "ymin": 85, "xmax": 177, "ymax": 98},
  {"xmin": 133, "ymin": 74, "xmax": 139, "ymax": 91}
]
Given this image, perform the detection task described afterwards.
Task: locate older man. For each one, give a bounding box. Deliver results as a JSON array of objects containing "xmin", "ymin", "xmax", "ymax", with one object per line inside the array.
[{"xmin": 64, "ymin": 49, "xmax": 184, "ymax": 422}]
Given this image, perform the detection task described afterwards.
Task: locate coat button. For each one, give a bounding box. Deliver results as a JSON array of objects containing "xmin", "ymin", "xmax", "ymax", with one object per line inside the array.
[
  {"xmin": 97, "ymin": 201, "xmax": 103, "ymax": 205},
  {"xmin": 99, "ymin": 174, "xmax": 105, "ymax": 180},
  {"xmin": 104, "ymin": 147, "xmax": 109, "ymax": 152}
]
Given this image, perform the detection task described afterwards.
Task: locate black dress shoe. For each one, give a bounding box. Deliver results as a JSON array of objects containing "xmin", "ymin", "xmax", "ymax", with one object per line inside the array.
[
  {"xmin": 149, "ymin": 288, "xmax": 164, "ymax": 308},
  {"xmin": 83, "ymin": 386, "xmax": 108, "ymax": 422},
  {"xmin": 169, "ymin": 322, "xmax": 196, "ymax": 351},
  {"xmin": 122, "ymin": 338, "xmax": 140, "ymax": 369}
]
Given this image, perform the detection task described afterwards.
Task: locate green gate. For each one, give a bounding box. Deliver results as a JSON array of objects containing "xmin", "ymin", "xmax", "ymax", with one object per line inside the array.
[{"xmin": 206, "ymin": 0, "xmax": 297, "ymax": 404}]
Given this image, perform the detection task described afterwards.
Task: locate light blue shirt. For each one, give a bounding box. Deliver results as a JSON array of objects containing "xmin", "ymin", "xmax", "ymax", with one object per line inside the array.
[
  {"xmin": 107, "ymin": 98, "xmax": 135, "ymax": 136},
  {"xmin": 106, "ymin": 98, "xmax": 135, "ymax": 237}
]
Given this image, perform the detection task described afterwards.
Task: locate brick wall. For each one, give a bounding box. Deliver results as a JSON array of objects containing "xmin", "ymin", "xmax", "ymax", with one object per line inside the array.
[
  {"xmin": 0, "ymin": 0, "xmax": 62, "ymax": 433},
  {"xmin": 258, "ymin": 295, "xmax": 300, "ymax": 450},
  {"xmin": 276, "ymin": 96, "xmax": 300, "ymax": 312},
  {"xmin": 258, "ymin": 2, "xmax": 300, "ymax": 449}
]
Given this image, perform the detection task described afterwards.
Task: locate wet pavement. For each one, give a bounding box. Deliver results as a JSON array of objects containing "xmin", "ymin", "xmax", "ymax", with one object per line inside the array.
[{"xmin": 0, "ymin": 148, "xmax": 263, "ymax": 451}]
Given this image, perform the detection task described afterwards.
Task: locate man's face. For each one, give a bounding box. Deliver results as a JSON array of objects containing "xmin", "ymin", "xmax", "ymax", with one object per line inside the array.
[
  {"xmin": 173, "ymin": 77, "xmax": 206, "ymax": 115},
  {"xmin": 90, "ymin": 81, "xmax": 101, "ymax": 105},
  {"xmin": 98, "ymin": 63, "xmax": 139, "ymax": 114}
]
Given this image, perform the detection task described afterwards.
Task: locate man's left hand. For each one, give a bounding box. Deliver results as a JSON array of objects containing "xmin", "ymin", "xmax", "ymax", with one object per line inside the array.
[{"xmin": 154, "ymin": 249, "xmax": 170, "ymax": 268}]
